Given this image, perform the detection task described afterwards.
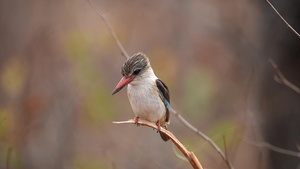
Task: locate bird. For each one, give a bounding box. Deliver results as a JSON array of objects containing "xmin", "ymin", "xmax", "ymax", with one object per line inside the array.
[{"xmin": 112, "ymin": 52, "xmax": 170, "ymax": 141}]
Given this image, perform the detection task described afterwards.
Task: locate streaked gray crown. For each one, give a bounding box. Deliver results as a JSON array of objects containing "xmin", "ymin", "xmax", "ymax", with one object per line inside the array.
[{"xmin": 121, "ymin": 52, "xmax": 150, "ymax": 77}]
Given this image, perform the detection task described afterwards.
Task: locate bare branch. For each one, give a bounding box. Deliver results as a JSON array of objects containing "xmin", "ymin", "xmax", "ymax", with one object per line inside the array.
[
  {"xmin": 265, "ymin": 0, "xmax": 300, "ymax": 38},
  {"xmin": 242, "ymin": 138, "xmax": 300, "ymax": 158},
  {"xmin": 170, "ymin": 108, "xmax": 234, "ymax": 169},
  {"xmin": 88, "ymin": 0, "xmax": 130, "ymax": 59},
  {"xmin": 268, "ymin": 59, "xmax": 300, "ymax": 94},
  {"xmin": 113, "ymin": 119, "xmax": 203, "ymax": 169}
]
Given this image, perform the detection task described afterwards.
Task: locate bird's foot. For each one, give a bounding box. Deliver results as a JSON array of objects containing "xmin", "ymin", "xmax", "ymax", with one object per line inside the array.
[
  {"xmin": 134, "ymin": 116, "xmax": 140, "ymax": 126},
  {"xmin": 156, "ymin": 120, "xmax": 161, "ymax": 131}
]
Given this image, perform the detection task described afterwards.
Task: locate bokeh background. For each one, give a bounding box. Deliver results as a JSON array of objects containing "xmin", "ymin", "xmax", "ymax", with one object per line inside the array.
[{"xmin": 0, "ymin": 0, "xmax": 299, "ymax": 169}]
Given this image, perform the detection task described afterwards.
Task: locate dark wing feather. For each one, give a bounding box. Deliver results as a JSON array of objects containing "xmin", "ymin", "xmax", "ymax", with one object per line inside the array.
[{"xmin": 156, "ymin": 79, "xmax": 170, "ymax": 123}]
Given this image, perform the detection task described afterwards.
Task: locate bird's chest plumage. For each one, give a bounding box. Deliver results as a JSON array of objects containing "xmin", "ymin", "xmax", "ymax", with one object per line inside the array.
[{"xmin": 127, "ymin": 82, "xmax": 165, "ymax": 123}]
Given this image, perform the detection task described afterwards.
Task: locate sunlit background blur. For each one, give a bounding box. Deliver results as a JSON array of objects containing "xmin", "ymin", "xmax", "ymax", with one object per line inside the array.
[{"xmin": 0, "ymin": 0, "xmax": 299, "ymax": 169}]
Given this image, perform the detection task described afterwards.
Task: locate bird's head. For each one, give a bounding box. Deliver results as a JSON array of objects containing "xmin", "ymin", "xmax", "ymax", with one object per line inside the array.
[{"xmin": 112, "ymin": 52, "xmax": 150, "ymax": 95}]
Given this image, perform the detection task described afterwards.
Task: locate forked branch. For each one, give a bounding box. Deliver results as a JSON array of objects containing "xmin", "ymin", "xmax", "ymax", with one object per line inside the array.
[
  {"xmin": 269, "ymin": 59, "xmax": 300, "ymax": 94},
  {"xmin": 113, "ymin": 119, "xmax": 203, "ymax": 169}
]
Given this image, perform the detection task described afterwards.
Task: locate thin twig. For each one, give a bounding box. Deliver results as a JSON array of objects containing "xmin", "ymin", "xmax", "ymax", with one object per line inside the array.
[
  {"xmin": 223, "ymin": 135, "xmax": 228, "ymax": 159},
  {"xmin": 113, "ymin": 119, "xmax": 203, "ymax": 169},
  {"xmin": 171, "ymin": 143, "xmax": 189, "ymax": 162},
  {"xmin": 88, "ymin": 0, "xmax": 130, "ymax": 59},
  {"xmin": 242, "ymin": 138, "xmax": 300, "ymax": 158},
  {"xmin": 268, "ymin": 59, "xmax": 300, "ymax": 94},
  {"xmin": 265, "ymin": 0, "xmax": 300, "ymax": 38},
  {"xmin": 170, "ymin": 108, "xmax": 234, "ymax": 169}
]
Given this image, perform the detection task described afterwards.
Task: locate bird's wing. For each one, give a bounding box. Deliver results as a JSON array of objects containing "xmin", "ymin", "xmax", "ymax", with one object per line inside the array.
[{"xmin": 156, "ymin": 79, "xmax": 170, "ymax": 123}]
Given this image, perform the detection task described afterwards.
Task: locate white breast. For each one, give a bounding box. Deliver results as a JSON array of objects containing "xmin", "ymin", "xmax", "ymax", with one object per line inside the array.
[{"xmin": 127, "ymin": 69, "xmax": 166, "ymax": 123}]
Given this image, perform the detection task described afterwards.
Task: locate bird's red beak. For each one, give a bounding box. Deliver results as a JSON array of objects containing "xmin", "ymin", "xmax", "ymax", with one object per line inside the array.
[{"xmin": 112, "ymin": 76, "xmax": 135, "ymax": 95}]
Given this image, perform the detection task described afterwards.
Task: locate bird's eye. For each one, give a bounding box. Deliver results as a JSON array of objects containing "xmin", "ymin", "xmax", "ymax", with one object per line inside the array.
[{"xmin": 133, "ymin": 69, "xmax": 141, "ymax": 75}]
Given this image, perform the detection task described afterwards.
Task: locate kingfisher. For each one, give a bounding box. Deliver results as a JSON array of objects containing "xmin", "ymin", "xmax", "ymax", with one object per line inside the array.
[{"xmin": 112, "ymin": 52, "xmax": 170, "ymax": 141}]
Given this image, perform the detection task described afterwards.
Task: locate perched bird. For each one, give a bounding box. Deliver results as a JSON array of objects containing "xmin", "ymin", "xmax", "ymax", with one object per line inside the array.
[{"xmin": 112, "ymin": 52, "xmax": 170, "ymax": 141}]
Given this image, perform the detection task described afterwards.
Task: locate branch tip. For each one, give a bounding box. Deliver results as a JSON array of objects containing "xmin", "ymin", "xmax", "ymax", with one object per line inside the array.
[{"xmin": 268, "ymin": 59, "xmax": 300, "ymax": 94}]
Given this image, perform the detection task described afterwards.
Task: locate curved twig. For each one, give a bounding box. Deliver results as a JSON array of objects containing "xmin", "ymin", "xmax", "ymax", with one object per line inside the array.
[
  {"xmin": 88, "ymin": 0, "xmax": 130, "ymax": 59},
  {"xmin": 172, "ymin": 143, "xmax": 189, "ymax": 162},
  {"xmin": 113, "ymin": 119, "xmax": 203, "ymax": 169},
  {"xmin": 265, "ymin": 0, "xmax": 300, "ymax": 38}
]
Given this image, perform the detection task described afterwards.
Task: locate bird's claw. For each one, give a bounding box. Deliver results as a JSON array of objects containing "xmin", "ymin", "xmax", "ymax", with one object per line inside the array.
[
  {"xmin": 156, "ymin": 120, "xmax": 161, "ymax": 131},
  {"xmin": 134, "ymin": 117, "xmax": 140, "ymax": 126}
]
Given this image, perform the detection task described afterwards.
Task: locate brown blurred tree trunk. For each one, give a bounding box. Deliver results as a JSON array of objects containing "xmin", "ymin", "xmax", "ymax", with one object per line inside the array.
[
  {"xmin": 19, "ymin": 30, "xmax": 76, "ymax": 169},
  {"xmin": 0, "ymin": 1, "xmax": 77, "ymax": 169}
]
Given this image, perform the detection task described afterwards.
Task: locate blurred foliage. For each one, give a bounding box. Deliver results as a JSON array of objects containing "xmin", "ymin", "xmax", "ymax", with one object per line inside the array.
[
  {"xmin": 1, "ymin": 57, "xmax": 27, "ymax": 98},
  {"xmin": 64, "ymin": 31, "xmax": 91, "ymax": 63},
  {"xmin": 64, "ymin": 30, "xmax": 116, "ymax": 126},
  {"xmin": 0, "ymin": 146, "xmax": 22, "ymax": 169},
  {"xmin": 182, "ymin": 68, "xmax": 214, "ymax": 121},
  {"xmin": 0, "ymin": 107, "xmax": 21, "ymax": 168},
  {"xmin": 0, "ymin": 108, "xmax": 9, "ymax": 139},
  {"xmin": 149, "ymin": 46, "xmax": 179, "ymax": 87},
  {"xmin": 207, "ymin": 118, "xmax": 237, "ymax": 150}
]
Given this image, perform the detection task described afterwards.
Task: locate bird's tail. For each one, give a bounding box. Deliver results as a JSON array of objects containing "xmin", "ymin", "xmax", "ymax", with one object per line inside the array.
[{"xmin": 159, "ymin": 127, "xmax": 170, "ymax": 141}]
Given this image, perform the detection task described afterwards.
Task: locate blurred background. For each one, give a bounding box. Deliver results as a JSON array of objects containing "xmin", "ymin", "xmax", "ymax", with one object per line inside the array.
[{"xmin": 0, "ymin": 0, "xmax": 299, "ymax": 168}]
